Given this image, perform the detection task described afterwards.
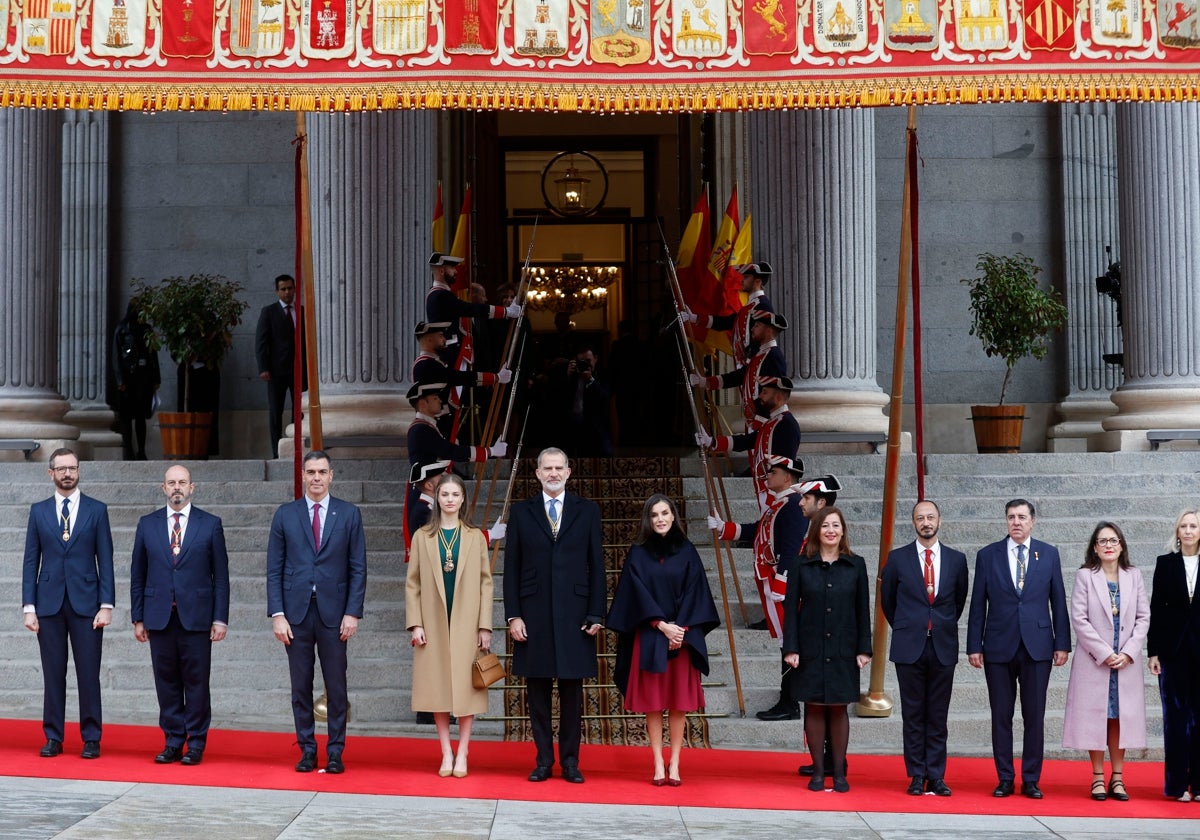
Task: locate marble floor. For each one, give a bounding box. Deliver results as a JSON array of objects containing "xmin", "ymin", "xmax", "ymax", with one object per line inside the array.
[{"xmin": 0, "ymin": 776, "xmax": 1190, "ymax": 840}]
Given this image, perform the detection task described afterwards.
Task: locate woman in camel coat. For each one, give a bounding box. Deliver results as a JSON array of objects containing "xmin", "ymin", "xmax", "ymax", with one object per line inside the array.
[{"xmin": 406, "ymin": 473, "xmax": 494, "ymax": 778}]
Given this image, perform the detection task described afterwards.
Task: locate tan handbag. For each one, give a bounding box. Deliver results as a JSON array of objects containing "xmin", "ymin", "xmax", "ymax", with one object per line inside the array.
[{"xmin": 472, "ymin": 649, "xmax": 506, "ymax": 689}]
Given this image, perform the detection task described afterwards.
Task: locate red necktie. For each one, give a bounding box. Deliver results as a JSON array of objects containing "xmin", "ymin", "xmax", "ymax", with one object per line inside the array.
[
  {"xmin": 312, "ymin": 502, "xmax": 322, "ymax": 551},
  {"xmin": 171, "ymin": 513, "xmax": 182, "ymax": 564},
  {"xmin": 924, "ymin": 548, "xmax": 935, "ymax": 630}
]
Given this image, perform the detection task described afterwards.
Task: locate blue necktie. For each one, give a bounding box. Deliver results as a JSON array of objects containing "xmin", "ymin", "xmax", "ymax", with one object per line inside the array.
[
  {"xmin": 547, "ymin": 499, "xmax": 559, "ymax": 535},
  {"xmin": 1016, "ymin": 544, "xmax": 1026, "ymax": 592},
  {"xmin": 60, "ymin": 498, "xmax": 70, "ymax": 540}
]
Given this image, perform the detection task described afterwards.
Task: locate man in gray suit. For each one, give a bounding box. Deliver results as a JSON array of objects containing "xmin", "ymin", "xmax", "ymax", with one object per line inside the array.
[
  {"xmin": 267, "ymin": 450, "xmax": 367, "ymax": 775},
  {"xmin": 22, "ymin": 448, "xmax": 115, "ymax": 759}
]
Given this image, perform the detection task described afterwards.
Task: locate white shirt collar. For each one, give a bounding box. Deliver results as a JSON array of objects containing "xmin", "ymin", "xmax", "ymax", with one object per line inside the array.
[{"xmin": 168, "ymin": 503, "xmax": 193, "ymax": 519}]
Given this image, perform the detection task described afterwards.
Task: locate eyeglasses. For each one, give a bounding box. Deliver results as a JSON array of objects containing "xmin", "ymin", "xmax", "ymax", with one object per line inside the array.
[
  {"xmin": 1095, "ymin": 538, "xmax": 1121, "ymax": 547},
  {"xmin": 50, "ymin": 466, "xmax": 79, "ymax": 474}
]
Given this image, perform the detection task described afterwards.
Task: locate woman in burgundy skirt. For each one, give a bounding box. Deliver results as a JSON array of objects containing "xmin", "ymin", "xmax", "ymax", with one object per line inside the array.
[{"xmin": 607, "ymin": 494, "xmax": 720, "ymax": 786}]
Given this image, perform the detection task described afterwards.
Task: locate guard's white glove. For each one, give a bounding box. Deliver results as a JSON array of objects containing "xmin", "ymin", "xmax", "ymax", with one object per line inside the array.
[
  {"xmin": 489, "ymin": 520, "xmax": 507, "ymax": 541},
  {"xmin": 689, "ymin": 372, "xmax": 706, "ymax": 389},
  {"xmin": 707, "ymin": 514, "xmax": 726, "ymax": 533},
  {"xmin": 681, "ymin": 310, "xmax": 699, "ymax": 324},
  {"xmin": 504, "ymin": 302, "xmax": 522, "ymax": 319},
  {"xmin": 489, "ymin": 440, "xmax": 508, "ymax": 459},
  {"xmin": 694, "ymin": 429, "xmax": 713, "ymax": 449},
  {"xmin": 496, "ymin": 366, "xmax": 513, "ymax": 384}
]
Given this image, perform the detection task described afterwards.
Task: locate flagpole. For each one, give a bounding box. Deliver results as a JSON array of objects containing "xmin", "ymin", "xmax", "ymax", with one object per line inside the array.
[
  {"xmin": 857, "ymin": 106, "xmax": 919, "ymax": 718},
  {"xmin": 293, "ymin": 111, "xmax": 322, "ymax": 493}
]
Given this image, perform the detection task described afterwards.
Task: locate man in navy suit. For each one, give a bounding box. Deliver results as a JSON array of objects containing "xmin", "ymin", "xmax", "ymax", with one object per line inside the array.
[
  {"xmin": 967, "ymin": 498, "xmax": 1071, "ymax": 800},
  {"xmin": 503, "ymin": 447, "xmax": 605, "ymax": 784},
  {"xmin": 267, "ymin": 450, "xmax": 367, "ymax": 774},
  {"xmin": 130, "ymin": 464, "xmax": 230, "ymax": 766},
  {"xmin": 881, "ymin": 500, "xmax": 969, "ymax": 797},
  {"xmin": 255, "ymin": 274, "xmax": 307, "ymax": 458},
  {"xmin": 22, "ymin": 448, "xmax": 115, "ymax": 759}
]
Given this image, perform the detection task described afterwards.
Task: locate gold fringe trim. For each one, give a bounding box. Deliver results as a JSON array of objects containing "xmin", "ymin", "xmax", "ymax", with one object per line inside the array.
[{"xmin": 1, "ymin": 75, "xmax": 1198, "ymax": 112}]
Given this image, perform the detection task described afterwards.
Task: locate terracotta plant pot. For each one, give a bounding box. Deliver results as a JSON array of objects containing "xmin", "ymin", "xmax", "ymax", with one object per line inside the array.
[
  {"xmin": 158, "ymin": 411, "xmax": 213, "ymax": 460},
  {"xmin": 970, "ymin": 405, "xmax": 1025, "ymax": 454}
]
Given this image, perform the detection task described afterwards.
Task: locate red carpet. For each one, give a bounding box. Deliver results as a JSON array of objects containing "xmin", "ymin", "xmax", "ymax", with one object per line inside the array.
[{"xmin": 2, "ymin": 718, "xmax": 1190, "ymax": 819}]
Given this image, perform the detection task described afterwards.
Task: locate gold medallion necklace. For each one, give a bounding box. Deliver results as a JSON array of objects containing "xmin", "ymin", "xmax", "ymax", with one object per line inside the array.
[{"xmin": 439, "ymin": 525, "xmax": 461, "ymax": 573}]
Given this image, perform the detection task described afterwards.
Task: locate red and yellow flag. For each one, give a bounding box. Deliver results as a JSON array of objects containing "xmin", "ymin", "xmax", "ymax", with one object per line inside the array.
[
  {"xmin": 675, "ymin": 189, "xmax": 711, "ymax": 311},
  {"xmin": 729, "ymin": 212, "xmax": 753, "ymax": 312},
  {"xmin": 431, "ymin": 183, "xmax": 445, "ymax": 251},
  {"xmin": 449, "ymin": 185, "xmax": 472, "ymax": 297}
]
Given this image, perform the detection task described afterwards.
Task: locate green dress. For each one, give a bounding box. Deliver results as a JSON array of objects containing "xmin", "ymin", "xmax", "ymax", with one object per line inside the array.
[{"xmin": 438, "ymin": 527, "xmax": 460, "ymax": 617}]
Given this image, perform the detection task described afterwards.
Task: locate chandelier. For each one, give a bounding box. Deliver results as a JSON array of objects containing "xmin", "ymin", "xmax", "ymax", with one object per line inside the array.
[{"xmin": 524, "ymin": 265, "xmax": 620, "ymax": 313}]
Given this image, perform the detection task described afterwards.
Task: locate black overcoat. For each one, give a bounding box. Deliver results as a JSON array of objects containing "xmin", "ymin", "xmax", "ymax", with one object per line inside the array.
[
  {"xmin": 782, "ymin": 552, "xmax": 872, "ymax": 704},
  {"xmin": 503, "ymin": 491, "xmax": 606, "ymax": 679}
]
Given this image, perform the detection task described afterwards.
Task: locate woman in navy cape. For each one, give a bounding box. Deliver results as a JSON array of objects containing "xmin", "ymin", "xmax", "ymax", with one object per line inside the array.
[{"xmin": 607, "ymin": 494, "xmax": 720, "ymax": 787}]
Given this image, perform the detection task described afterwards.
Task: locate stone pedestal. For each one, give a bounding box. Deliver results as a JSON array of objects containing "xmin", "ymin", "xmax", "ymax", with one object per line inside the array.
[
  {"xmin": 1098, "ymin": 103, "xmax": 1200, "ymax": 451},
  {"xmin": 60, "ymin": 112, "xmax": 121, "ymax": 460},
  {"xmin": 278, "ymin": 112, "xmax": 435, "ymax": 458},
  {"xmin": 746, "ymin": 110, "xmax": 887, "ymax": 433},
  {"xmin": 0, "ymin": 110, "xmax": 75, "ymax": 459},
  {"xmin": 1048, "ymin": 103, "xmax": 1121, "ymax": 452}
]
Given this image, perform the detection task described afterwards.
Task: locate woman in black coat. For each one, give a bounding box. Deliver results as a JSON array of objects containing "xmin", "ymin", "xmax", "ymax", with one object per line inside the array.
[
  {"xmin": 783, "ymin": 506, "xmax": 872, "ymax": 793},
  {"xmin": 1147, "ymin": 508, "xmax": 1200, "ymax": 801},
  {"xmin": 607, "ymin": 495, "xmax": 720, "ymax": 787}
]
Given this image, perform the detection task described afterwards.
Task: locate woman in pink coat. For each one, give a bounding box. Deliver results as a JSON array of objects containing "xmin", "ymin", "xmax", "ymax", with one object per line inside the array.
[{"xmin": 1062, "ymin": 522, "xmax": 1150, "ymax": 802}]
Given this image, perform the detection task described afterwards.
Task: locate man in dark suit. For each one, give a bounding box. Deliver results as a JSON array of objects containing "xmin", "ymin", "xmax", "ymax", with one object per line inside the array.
[
  {"xmin": 503, "ymin": 447, "xmax": 605, "ymax": 783},
  {"xmin": 130, "ymin": 464, "xmax": 230, "ymax": 766},
  {"xmin": 881, "ymin": 500, "xmax": 969, "ymax": 797},
  {"xmin": 21, "ymin": 448, "xmax": 115, "ymax": 759},
  {"xmin": 255, "ymin": 274, "xmax": 306, "ymax": 458},
  {"xmin": 967, "ymin": 498, "xmax": 1071, "ymax": 800},
  {"xmin": 267, "ymin": 450, "xmax": 367, "ymax": 774}
]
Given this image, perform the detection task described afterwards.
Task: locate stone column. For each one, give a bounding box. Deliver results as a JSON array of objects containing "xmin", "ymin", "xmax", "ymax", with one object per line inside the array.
[
  {"xmin": 281, "ymin": 111, "xmax": 435, "ymax": 457},
  {"xmin": 746, "ymin": 110, "xmax": 888, "ymax": 436},
  {"xmin": 1047, "ymin": 103, "xmax": 1122, "ymax": 451},
  {"xmin": 1097, "ymin": 102, "xmax": 1200, "ymax": 450},
  {"xmin": 0, "ymin": 110, "xmax": 75, "ymax": 459},
  {"xmin": 60, "ymin": 111, "xmax": 122, "ymax": 460}
]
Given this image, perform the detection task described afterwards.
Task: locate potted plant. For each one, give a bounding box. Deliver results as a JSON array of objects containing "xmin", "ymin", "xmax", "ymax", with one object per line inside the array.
[
  {"xmin": 131, "ymin": 273, "xmax": 249, "ymax": 459},
  {"xmin": 962, "ymin": 253, "xmax": 1068, "ymax": 453}
]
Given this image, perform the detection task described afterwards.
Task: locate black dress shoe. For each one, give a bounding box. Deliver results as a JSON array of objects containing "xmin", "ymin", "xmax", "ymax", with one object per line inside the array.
[
  {"xmin": 155, "ymin": 746, "xmax": 183, "ymax": 764},
  {"xmin": 181, "ymin": 748, "xmax": 204, "ymax": 766},
  {"xmin": 325, "ymin": 755, "xmax": 344, "ymax": 774},
  {"xmin": 415, "ymin": 712, "xmax": 435, "ymax": 724},
  {"xmin": 562, "ymin": 762, "xmax": 585, "ymax": 784},
  {"xmin": 747, "ymin": 619, "xmax": 769, "ymax": 630},
  {"xmin": 927, "ymin": 779, "xmax": 953, "ymax": 797},
  {"xmin": 528, "ymin": 765, "xmax": 552, "ymax": 782},
  {"xmin": 81, "ymin": 741, "xmax": 101, "ymax": 760},
  {"xmin": 993, "ymin": 779, "xmax": 1014, "ymax": 797},
  {"xmin": 295, "ymin": 752, "xmax": 317, "ymax": 773},
  {"xmin": 832, "ymin": 776, "xmax": 850, "ymax": 793},
  {"xmin": 755, "ymin": 701, "xmax": 801, "ymax": 721},
  {"xmin": 807, "ymin": 775, "xmax": 826, "ymax": 791},
  {"xmin": 907, "ymin": 776, "xmax": 926, "ymax": 796},
  {"xmin": 799, "ymin": 763, "xmax": 816, "ymax": 776},
  {"xmin": 39, "ymin": 740, "xmax": 63, "ymax": 758},
  {"xmin": 1022, "ymin": 782, "xmax": 1044, "ymax": 800}
]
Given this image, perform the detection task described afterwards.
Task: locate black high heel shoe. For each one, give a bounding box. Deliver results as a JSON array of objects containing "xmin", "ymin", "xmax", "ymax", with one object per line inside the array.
[{"xmin": 1108, "ymin": 773, "xmax": 1129, "ymax": 801}]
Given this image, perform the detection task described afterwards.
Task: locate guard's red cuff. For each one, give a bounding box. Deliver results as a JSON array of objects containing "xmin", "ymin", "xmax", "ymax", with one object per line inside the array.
[
  {"xmin": 705, "ymin": 375, "xmax": 720, "ymax": 390},
  {"xmin": 473, "ymin": 446, "xmax": 488, "ymax": 463},
  {"xmin": 490, "ymin": 305, "xmax": 505, "ymax": 319},
  {"xmin": 483, "ymin": 531, "xmax": 493, "ymax": 548},
  {"xmin": 713, "ymin": 436, "xmax": 732, "ymax": 453},
  {"xmin": 719, "ymin": 522, "xmax": 739, "ymax": 541},
  {"xmin": 478, "ymin": 372, "xmax": 497, "ymax": 386}
]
